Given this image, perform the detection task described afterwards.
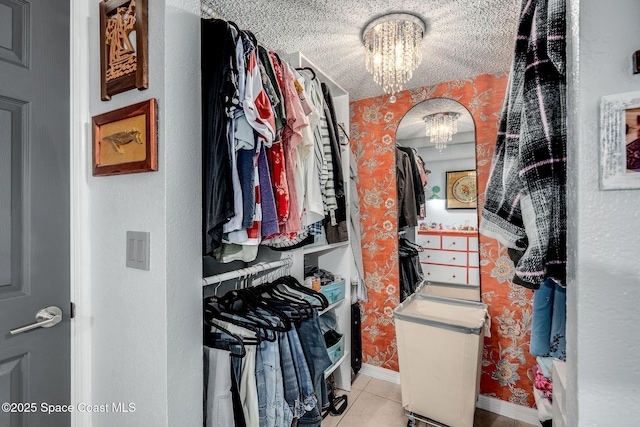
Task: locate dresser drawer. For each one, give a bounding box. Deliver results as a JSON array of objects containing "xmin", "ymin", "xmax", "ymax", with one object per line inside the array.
[
  {"xmin": 421, "ymin": 249, "xmax": 467, "ymax": 267},
  {"xmin": 416, "ymin": 234, "xmax": 441, "ymax": 249},
  {"xmin": 441, "ymin": 236, "xmax": 467, "ymax": 251},
  {"xmin": 422, "ymin": 264, "xmax": 468, "ymax": 284},
  {"xmin": 468, "ymin": 236, "xmax": 479, "ymax": 252},
  {"xmin": 468, "ymin": 267, "xmax": 480, "ymax": 285},
  {"xmin": 468, "ymin": 251, "xmax": 479, "ymax": 267}
]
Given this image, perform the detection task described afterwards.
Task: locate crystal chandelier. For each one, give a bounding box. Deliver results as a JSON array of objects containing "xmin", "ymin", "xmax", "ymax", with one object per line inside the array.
[
  {"xmin": 423, "ymin": 112, "xmax": 460, "ymax": 152},
  {"xmin": 362, "ymin": 13, "xmax": 426, "ymax": 97}
]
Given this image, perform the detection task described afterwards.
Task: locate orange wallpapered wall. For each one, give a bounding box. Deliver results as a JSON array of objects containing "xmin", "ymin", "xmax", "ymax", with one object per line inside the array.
[{"xmin": 350, "ymin": 73, "xmax": 536, "ymax": 407}]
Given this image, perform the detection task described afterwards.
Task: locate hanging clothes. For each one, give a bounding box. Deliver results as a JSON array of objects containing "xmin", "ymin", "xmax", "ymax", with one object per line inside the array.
[
  {"xmin": 202, "ymin": 19, "xmax": 237, "ymax": 255},
  {"xmin": 479, "ymin": 0, "xmax": 567, "ymax": 289},
  {"xmin": 396, "ymin": 148, "xmax": 418, "ymax": 228},
  {"xmin": 398, "ymin": 237, "xmax": 424, "ymax": 302},
  {"xmin": 397, "ymin": 146, "xmax": 425, "ymax": 217},
  {"xmin": 204, "ymin": 277, "xmax": 331, "ymax": 427},
  {"xmin": 202, "ymin": 19, "xmax": 350, "ymax": 259}
]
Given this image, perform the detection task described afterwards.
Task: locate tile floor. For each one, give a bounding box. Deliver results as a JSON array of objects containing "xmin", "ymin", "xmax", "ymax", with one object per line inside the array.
[{"xmin": 321, "ymin": 374, "xmax": 540, "ymax": 427}]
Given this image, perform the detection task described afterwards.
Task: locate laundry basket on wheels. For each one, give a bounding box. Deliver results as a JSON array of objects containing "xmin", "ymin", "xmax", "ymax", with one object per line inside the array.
[
  {"xmin": 394, "ymin": 294, "xmax": 487, "ymax": 427},
  {"xmin": 415, "ymin": 280, "xmax": 481, "ymax": 302}
]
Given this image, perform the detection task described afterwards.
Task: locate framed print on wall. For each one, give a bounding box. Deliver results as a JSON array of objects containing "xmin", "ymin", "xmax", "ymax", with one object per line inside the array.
[
  {"xmin": 92, "ymin": 99, "xmax": 157, "ymax": 176},
  {"xmin": 100, "ymin": 0, "xmax": 148, "ymax": 101},
  {"xmin": 600, "ymin": 90, "xmax": 640, "ymax": 190},
  {"xmin": 446, "ymin": 170, "xmax": 477, "ymax": 209}
]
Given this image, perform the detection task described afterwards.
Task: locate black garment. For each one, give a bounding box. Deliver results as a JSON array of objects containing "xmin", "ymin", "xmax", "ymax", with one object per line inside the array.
[
  {"xmin": 324, "ymin": 197, "xmax": 348, "ymax": 244},
  {"xmin": 202, "ymin": 19, "xmax": 237, "ymax": 255},
  {"xmin": 397, "ymin": 146, "xmax": 425, "ymax": 209},
  {"xmin": 350, "ymin": 303, "xmax": 362, "ymax": 375},
  {"xmin": 396, "ymin": 149, "xmax": 418, "ymax": 228},
  {"xmin": 398, "ymin": 239, "xmax": 424, "ymax": 302},
  {"xmin": 321, "ymin": 83, "xmax": 344, "ymax": 198}
]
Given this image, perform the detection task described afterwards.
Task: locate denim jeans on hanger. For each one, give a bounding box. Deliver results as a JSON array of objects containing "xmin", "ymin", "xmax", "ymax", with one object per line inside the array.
[
  {"xmin": 278, "ymin": 331, "xmax": 304, "ymax": 418},
  {"xmin": 294, "ymin": 310, "xmax": 332, "ymax": 426},
  {"xmin": 256, "ymin": 335, "xmax": 293, "ymax": 427},
  {"xmin": 286, "ymin": 327, "xmax": 317, "ymax": 414}
]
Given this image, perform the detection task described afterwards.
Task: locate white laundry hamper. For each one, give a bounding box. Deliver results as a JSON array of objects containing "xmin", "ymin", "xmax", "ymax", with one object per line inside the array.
[
  {"xmin": 416, "ymin": 280, "xmax": 481, "ymax": 302},
  {"xmin": 393, "ymin": 294, "xmax": 487, "ymax": 427}
]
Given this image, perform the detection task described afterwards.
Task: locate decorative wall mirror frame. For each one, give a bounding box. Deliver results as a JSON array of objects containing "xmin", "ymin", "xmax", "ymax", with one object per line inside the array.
[{"xmin": 395, "ymin": 97, "xmax": 480, "ymax": 290}]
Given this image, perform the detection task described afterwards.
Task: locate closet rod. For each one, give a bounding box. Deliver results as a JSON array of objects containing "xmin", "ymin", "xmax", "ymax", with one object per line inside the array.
[{"xmin": 202, "ymin": 257, "xmax": 293, "ymax": 287}]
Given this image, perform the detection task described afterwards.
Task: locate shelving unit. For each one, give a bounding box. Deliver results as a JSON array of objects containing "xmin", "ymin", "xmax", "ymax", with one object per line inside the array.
[{"xmin": 283, "ymin": 51, "xmax": 353, "ymax": 392}]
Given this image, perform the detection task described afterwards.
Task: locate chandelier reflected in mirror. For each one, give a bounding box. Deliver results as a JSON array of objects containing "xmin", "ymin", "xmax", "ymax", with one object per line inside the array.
[
  {"xmin": 423, "ymin": 112, "xmax": 460, "ymax": 152},
  {"xmin": 362, "ymin": 13, "xmax": 426, "ymax": 99}
]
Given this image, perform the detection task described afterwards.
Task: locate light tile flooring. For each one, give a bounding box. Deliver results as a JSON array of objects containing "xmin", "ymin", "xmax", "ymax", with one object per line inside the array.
[{"xmin": 322, "ymin": 374, "xmax": 539, "ymax": 427}]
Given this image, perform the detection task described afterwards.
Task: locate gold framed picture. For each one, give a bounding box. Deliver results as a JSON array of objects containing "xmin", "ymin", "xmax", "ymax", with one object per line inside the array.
[
  {"xmin": 446, "ymin": 170, "xmax": 477, "ymax": 209},
  {"xmin": 92, "ymin": 99, "xmax": 157, "ymax": 176}
]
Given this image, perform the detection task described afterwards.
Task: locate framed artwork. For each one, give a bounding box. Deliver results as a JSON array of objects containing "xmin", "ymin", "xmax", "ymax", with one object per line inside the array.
[
  {"xmin": 92, "ymin": 99, "xmax": 157, "ymax": 176},
  {"xmin": 446, "ymin": 170, "xmax": 477, "ymax": 209},
  {"xmin": 100, "ymin": 0, "xmax": 148, "ymax": 101},
  {"xmin": 600, "ymin": 90, "xmax": 640, "ymax": 190}
]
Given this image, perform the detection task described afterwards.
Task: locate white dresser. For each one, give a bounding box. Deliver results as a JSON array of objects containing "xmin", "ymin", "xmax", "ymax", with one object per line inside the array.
[{"xmin": 416, "ymin": 230, "xmax": 479, "ymax": 285}]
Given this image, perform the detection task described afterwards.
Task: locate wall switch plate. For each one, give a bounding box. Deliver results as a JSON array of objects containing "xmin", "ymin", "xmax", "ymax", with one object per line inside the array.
[{"xmin": 126, "ymin": 231, "xmax": 150, "ymax": 271}]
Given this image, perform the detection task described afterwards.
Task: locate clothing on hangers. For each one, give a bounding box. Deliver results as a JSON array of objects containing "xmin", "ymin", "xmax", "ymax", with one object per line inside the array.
[
  {"xmin": 202, "ymin": 19, "xmax": 348, "ymax": 261},
  {"xmin": 398, "ymin": 238, "xmax": 425, "ymax": 302},
  {"xmin": 204, "ymin": 275, "xmax": 331, "ymax": 427}
]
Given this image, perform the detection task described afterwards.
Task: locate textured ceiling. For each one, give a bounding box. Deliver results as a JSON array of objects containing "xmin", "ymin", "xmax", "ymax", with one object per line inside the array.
[{"xmin": 202, "ymin": 0, "xmax": 520, "ymax": 101}]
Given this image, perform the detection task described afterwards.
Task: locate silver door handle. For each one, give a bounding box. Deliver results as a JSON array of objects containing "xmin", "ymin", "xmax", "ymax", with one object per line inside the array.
[{"xmin": 10, "ymin": 306, "xmax": 63, "ymax": 336}]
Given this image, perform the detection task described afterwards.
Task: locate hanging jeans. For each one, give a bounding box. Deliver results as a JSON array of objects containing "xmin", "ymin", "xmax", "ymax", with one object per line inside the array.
[
  {"xmin": 256, "ymin": 336, "xmax": 293, "ymax": 427},
  {"xmin": 295, "ymin": 311, "xmax": 332, "ymax": 427},
  {"xmin": 530, "ymin": 278, "xmax": 567, "ymax": 360}
]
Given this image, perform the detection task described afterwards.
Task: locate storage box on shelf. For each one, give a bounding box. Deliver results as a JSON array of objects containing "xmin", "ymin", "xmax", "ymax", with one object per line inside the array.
[
  {"xmin": 416, "ymin": 230, "xmax": 479, "ymax": 285},
  {"xmin": 321, "ymin": 279, "xmax": 346, "ymax": 307}
]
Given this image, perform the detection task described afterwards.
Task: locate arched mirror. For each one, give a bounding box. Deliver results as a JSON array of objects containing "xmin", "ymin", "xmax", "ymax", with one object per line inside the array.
[{"xmin": 395, "ymin": 97, "xmax": 480, "ymax": 291}]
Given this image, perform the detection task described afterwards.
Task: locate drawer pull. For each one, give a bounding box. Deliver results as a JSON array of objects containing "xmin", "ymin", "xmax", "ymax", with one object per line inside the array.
[
  {"xmin": 452, "ymin": 275, "xmax": 456, "ymax": 278},
  {"xmin": 452, "ymin": 257, "xmax": 456, "ymax": 261},
  {"xmin": 452, "ymin": 242, "xmax": 456, "ymax": 245}
]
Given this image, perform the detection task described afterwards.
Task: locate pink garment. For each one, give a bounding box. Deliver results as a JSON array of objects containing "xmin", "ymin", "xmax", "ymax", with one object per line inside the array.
[
  {"xmin": 277, "ymin": 62, "xmax": 309, "ymax": 234},
  {"xmin": 532, "ymin": 365, "xmax": 553, "ymax": 403}
]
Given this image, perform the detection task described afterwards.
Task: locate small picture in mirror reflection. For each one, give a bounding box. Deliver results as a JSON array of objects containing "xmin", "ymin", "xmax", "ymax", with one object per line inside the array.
[{"xmin": 624, "ymin": 108, "xmax": 640, "ymax": 172}]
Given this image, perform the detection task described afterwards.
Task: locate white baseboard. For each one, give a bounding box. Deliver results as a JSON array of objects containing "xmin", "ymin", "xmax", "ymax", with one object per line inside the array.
[
  {"xmin": 476, "ymin": 395, "xmax": 539, "ymax": 425},
  {"xmin": 358, "ymin": 363, "xmax": 401, "ymax": 384},
  {"xmin": 359, "ymin": 364, "xmax": 540, "ymax": 425}
]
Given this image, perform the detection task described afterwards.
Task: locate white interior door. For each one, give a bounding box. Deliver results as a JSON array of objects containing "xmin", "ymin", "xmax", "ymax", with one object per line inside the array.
[{"xmin": 0, "ymin": 0, "xmax": 71, "ymax": 425}]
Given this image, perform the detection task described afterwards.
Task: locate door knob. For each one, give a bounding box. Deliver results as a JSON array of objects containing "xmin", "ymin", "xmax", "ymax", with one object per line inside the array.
[{"xmin": 9, "ymin": 306, "xmax": 63, "ymax": 336}]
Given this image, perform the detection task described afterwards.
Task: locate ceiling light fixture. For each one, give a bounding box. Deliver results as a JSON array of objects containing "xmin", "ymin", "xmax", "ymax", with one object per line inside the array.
[
  {"xmin": 423, "ymin": 112, "xmax": 460, "ymax": 152},
  {"xmin": 362, "ymin": 13, "xmax": 426, "ymax": 100}
]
